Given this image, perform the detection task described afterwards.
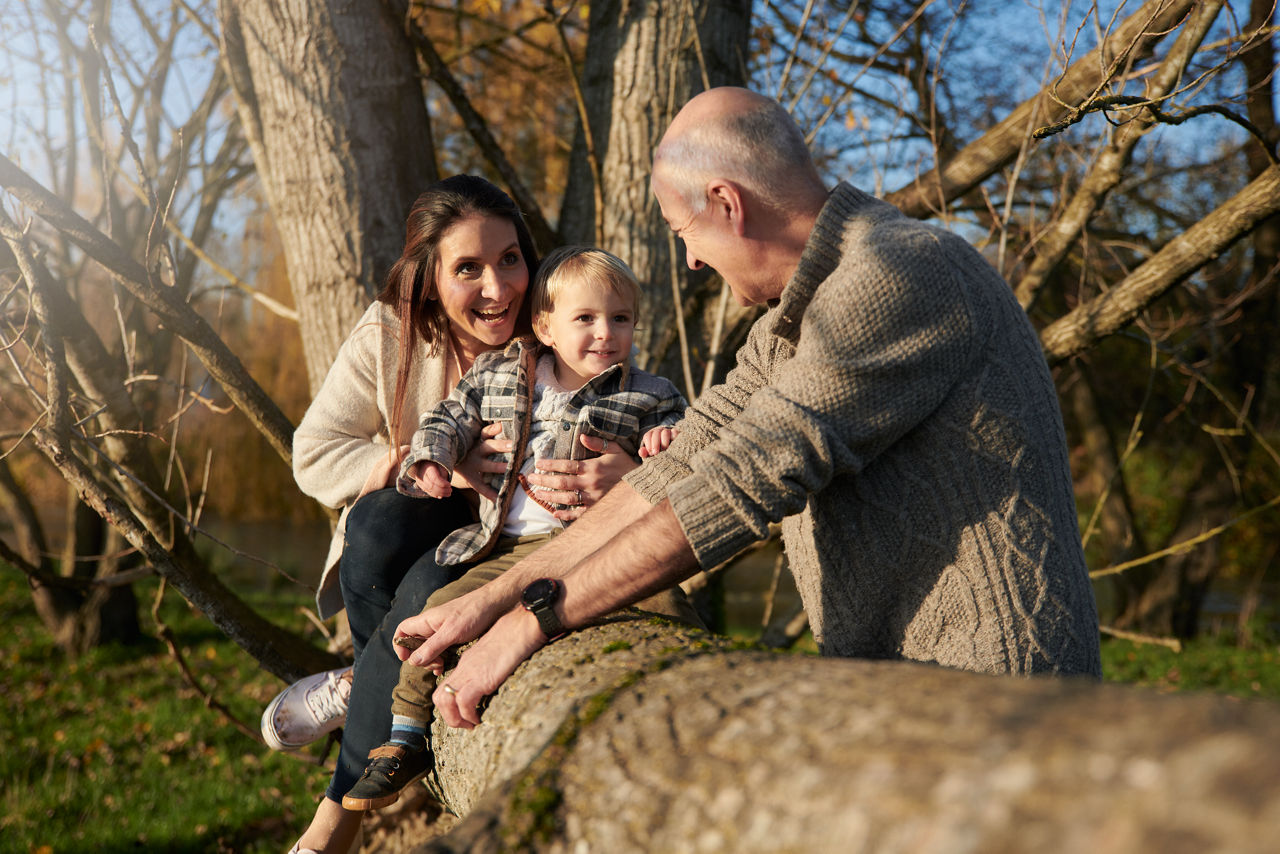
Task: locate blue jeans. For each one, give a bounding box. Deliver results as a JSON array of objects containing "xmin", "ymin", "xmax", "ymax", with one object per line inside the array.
[{"xmin": 327, "ymin": 488, "xmax": 471, "ymax": 800}]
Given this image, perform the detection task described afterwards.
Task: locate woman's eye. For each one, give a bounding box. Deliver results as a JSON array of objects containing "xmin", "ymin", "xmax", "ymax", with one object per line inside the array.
[
  {"xmin": 501, "ymin": 252, "xmax": 520, "ymax": 265},
  {"xmin": 455, "ymin": 262, "xmax": 478, "ymax": 276}
]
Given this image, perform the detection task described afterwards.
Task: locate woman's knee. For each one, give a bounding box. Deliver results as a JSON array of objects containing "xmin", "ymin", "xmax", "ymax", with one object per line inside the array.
[{"xmin": 344, "ymin": 488, "xmax": 418, "ymax": 548}]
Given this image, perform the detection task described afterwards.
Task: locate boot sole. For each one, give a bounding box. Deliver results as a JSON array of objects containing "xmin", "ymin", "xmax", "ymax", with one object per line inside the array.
[{"xmin": 341, "ymin": 769, "xmax": 428, "ymax": 811}]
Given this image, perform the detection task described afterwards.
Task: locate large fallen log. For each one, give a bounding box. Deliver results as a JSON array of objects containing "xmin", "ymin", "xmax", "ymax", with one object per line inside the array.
[{"xmin": 415, "ymin": 613, "xmax": 1280, "ymax": 853}]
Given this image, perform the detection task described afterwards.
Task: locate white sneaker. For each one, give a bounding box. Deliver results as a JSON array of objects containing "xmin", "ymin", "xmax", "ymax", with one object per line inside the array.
[{"xmin": 262, "ymin": 665, "xmax": 354, "ymax": 751}]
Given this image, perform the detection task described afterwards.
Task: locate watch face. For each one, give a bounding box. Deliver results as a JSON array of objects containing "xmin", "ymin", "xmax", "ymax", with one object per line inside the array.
[{"xmin": 522, "ymin": 577, "xmax": 557, "ymax": 608}]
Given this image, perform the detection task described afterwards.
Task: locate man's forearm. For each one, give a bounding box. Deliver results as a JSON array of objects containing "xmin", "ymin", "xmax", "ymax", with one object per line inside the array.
[
  {"xmin": 479, "ymin": 481, "xmax": 658, "ymax": 605},
  {"xmin": 558, "ymin": 498, "xmax": 699, "ymax": 629}
]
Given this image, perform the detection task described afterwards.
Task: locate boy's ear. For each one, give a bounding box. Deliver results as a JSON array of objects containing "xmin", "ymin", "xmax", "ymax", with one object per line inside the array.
[{"xmin": 533, "ymin": 316, "xmax": 553, "ymax": 347}]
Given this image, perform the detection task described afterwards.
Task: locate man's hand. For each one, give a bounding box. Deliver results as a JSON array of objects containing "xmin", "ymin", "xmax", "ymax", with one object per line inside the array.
[
  {"xmin": 430, "ymin": 608, "xmax": 547, "ymax": 728},
  {"xmin": 392, "ymin": 585, "xmax": 514, "ymax": 672},
  {"xmin": 452, "ymin": 422, "xmax": 510, "ymax": 502}
]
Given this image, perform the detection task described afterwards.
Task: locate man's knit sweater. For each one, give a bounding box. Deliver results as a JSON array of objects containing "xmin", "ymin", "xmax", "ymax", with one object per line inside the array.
[{"xmin": 627, "ymin": 183, "xmax": 1101, "ymax": 676}]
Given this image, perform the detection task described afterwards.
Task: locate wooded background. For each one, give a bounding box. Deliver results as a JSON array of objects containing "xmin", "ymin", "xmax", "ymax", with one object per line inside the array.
[{"xmin": 1, "ymin": 0, "xmax": 1278, "ymax": 687}]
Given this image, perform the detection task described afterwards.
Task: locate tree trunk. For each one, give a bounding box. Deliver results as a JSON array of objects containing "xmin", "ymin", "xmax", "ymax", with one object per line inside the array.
[
  {"xmin": 218, "ymin": 0, "xmax": 438, "ymax": 392},
  {"xmin": 408, "ymin": 614, "xmax": 1280, "ymax": 853},
  {"xmin": 562, "ymin": 0, "xmax": 751, "ymax": 386}
]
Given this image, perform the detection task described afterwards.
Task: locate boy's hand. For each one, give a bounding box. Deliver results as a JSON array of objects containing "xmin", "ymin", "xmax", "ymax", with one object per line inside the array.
[
  {"xmin": 410, "ymin": 461, "xmax": 453, "ymax": 498},
  {"xmin": 452, "ymin": 422, "xmax": 509, "ymax": 501},
  {"xmin": 639, "ymin": 426, "xmax": 679, "ymax": 458}
]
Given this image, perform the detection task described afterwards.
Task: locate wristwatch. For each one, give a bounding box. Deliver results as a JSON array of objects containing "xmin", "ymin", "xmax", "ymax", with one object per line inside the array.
[{"xmin": 521, "ymin": 578, "xmax": 567, "ymax": 641}]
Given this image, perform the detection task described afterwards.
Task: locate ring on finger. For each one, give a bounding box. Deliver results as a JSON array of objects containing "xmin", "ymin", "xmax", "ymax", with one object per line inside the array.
[
  {"xmin": 574, "ymin": 489, "xmax": 584, "ymax": 505},
  {"xmin": 443, "ymin": 684, "xmax": 458, "ymax": 695},
  {"xmin": 601, "ymin": 439, "xmax": 609, "ymax": 452}
]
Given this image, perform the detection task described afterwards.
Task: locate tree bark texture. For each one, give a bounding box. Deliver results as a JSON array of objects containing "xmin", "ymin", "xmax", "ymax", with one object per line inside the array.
[
  {"xmin": 564, "ymin": 0, "xmax": 751, "ymax": 377},
  {"xmin": 411, "ymin": 616, "xmax": 1280, "ymax": 853},
  {"xmin": 219, "ymin": 0, "xmax": 437, "ymax": 392}
]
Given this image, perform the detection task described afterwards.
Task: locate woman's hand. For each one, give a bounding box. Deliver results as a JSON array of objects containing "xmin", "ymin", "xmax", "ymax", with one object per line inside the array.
[
  {"xmin": 452, "ymin": 422, "xmax": 512, "ymax": 502},
  {"xmin": 523, "ymin": 434, "xmax": 638, "ymax": 521},
  {"xmin": 356, "ymin": 445, "xmax": 409, "ymax": 500}
]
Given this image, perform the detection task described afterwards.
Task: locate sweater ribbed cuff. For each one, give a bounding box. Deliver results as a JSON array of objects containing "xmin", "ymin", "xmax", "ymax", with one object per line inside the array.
[
  {"xmin": 623, "ymin": 453, "xmax": 692, "ymax": 505},
  {"xmin": 665, "ymin": 472, "xmax": 761, "ymax": 570}
]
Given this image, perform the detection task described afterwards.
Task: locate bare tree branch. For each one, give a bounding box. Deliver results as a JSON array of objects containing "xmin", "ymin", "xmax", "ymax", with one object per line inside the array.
[
  {"xmin": 886, "ymin": 0, "xmax": 1198, "ymax": 219},
  {"xmin": 0, "ymin": 153, "xmax": 294, "ymax": 463},
  {"xmin": 1041, "ymin": 166, "xmax": 1280, "ymax": 363},
  {"xmin": 399, "ymin": 0, "xmax": 560, "ymax": 252}
]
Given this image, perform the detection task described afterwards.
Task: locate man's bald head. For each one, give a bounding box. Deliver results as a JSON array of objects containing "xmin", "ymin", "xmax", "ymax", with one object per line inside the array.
[{"xmin": 653, "ymin": 87, "xmax": 825, "ymax": 216}]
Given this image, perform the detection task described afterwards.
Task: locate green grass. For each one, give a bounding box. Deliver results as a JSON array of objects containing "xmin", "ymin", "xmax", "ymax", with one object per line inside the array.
[
  {"xmin": 0, "ymin": 569, "xmax": 335, "ymax": 853},
  {"xmin": 1101, "ymin": 634, "xmax": 1280, "ymax": 699},
  {"xmin": 3, "ymin": 562, "xmax": 1278, "ymax": 852}
]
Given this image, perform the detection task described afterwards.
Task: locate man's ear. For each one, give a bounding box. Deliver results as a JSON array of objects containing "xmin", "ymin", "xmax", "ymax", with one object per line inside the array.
[{"xmin": 706, "ymin": 179, "xmax": 746, "ymax": 236}]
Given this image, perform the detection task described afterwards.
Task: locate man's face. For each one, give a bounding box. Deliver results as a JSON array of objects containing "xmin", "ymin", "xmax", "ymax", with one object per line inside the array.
[{"xmin": 653, "ymin": 168, "xmax": 768, "ymax": 306}]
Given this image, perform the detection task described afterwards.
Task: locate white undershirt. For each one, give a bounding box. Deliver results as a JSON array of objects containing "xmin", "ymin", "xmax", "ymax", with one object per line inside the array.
[{"xmin": 501, "ymin": 354, "xmax": 575, "ymax": 537}]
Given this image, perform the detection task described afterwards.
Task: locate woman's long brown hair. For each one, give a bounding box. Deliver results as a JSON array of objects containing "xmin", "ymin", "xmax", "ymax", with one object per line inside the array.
[{"xmin": 377, "ymin": 175, "xmax": 539, "ymax": 456}]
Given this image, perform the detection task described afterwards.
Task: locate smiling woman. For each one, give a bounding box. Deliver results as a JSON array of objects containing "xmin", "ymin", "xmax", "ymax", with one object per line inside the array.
[
  {"xmin": 430, "ymin": 215, "xmax": 530, "ymax": 369},
  {"xmin": 275, "ymin": 177, "xmax": 653, "ymax": 854}
]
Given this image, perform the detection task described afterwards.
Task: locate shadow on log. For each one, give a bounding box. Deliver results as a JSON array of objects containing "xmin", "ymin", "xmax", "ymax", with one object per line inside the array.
[{"xmin": 413, "ymin": 613, "xmax": 1280, "ymax": 853}]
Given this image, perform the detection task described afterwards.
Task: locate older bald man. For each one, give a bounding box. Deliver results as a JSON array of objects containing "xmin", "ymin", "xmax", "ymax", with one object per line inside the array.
[{"xmin": 395, "ymin": 87, "xmax": 1102, "ymax": 730}]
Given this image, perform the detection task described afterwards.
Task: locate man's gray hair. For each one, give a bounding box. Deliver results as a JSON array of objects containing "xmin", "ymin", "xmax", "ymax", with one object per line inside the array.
[{"xmin": 655, "ymin": 99, "xmax": 821, "ymax": 214}]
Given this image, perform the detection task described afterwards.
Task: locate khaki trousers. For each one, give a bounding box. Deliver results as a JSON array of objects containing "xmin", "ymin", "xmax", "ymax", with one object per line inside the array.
[{"xmin": 388, "ymin": 531, "xmax": 703, "ymax": 719}]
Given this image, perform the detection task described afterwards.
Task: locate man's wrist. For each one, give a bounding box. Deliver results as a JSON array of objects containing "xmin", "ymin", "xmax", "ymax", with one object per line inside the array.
[{"xmin": 520, "ymin": 577, "xmax": 567, "ymax": 640}]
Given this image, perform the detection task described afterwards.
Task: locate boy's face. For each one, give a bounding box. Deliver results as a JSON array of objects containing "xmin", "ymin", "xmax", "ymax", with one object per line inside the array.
[{"xmin": 535, "ymin": 279, "xmax": 635, "ymax": 389}]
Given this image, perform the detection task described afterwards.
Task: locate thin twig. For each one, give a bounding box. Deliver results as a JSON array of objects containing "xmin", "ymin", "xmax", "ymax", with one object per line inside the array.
[
  {"xmin": 150, "ymin": 578, "xmax": 264, "ymax": 743},
  {"xmin": 1034, "ymin": 95, "xmax": 1279, "ymax": 162},
  {"xmin": 1098, "ymin": 624, "xmax": 1183, "ymax": 651},
  {"xmin": 1090, "ymin": 493, "xmax": 1280, "ymax": 579}
]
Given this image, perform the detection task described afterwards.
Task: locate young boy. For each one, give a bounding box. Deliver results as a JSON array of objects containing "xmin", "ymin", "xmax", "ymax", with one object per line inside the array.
[{"xmin": 341, "ymin": 246, "xmax": 687, "ymax": 811}]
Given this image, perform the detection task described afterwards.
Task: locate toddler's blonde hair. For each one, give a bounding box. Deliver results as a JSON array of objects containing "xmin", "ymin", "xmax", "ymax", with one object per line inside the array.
[{"xmin": 530, "ymin": 246, "xmax": 641, "ymax": 334}]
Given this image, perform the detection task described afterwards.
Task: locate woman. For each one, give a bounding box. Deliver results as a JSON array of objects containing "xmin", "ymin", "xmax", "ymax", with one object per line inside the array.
[{"xmin": 274, "ymin": 176, "xmax": 635, "ymax": 853}]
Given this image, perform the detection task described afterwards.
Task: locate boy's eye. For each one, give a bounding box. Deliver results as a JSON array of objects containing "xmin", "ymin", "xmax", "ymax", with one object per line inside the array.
[
  {"xmin": 613, "ymin": 314, "xmax": 632, "ymax": 324},
  {"xmin": 575, "ymin": 313, "xmax": 594, "ymax": 323}
]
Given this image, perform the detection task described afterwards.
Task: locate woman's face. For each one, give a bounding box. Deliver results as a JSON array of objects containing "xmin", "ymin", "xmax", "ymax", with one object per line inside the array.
[{"xmin": 432, "ymin": 214, "xmax": 529, "ymax": 362}]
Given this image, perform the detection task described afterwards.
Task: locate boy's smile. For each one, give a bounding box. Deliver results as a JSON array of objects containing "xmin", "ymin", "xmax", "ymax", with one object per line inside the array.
[{"xmin": 535, "ymin": 282, "xmax": 636, "ymax": 389}]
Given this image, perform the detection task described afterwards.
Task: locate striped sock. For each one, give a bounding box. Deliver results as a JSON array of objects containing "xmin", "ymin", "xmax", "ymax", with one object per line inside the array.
[{"xmin": 389, "ymin": 715, "xmax": 427, "ymax": 751}]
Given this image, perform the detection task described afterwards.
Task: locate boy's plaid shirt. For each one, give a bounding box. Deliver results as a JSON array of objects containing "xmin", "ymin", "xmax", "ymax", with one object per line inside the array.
[{"xmin": 398, "ymin": 337, "xmax": 687, "ymax": 566}]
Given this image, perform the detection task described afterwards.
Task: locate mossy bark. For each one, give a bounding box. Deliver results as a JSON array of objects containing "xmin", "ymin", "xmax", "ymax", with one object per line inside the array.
[{"xmin": 413, "ymin": 614, "xmax": 1280, "ymax": 853}]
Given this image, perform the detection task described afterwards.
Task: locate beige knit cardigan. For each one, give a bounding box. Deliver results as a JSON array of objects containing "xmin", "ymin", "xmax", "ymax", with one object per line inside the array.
[{"xmin": 293, "ymin": 301, "xmax": 451, "ymax": 619}]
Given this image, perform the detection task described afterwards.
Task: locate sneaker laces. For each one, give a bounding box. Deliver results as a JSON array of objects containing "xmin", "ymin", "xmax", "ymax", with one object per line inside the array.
[{"xmin": 306, "ymin": 670, "xmax": 352, "ymax": 722}]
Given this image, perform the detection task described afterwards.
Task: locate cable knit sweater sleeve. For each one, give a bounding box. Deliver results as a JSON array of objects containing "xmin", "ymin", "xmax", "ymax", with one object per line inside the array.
[
  {"xmin": 626, "ymin": 314, "xmax": 786, "ymax": 503},
  {"xmin": 662, "ymin": 189, "xmax": 982, "ymax": 570}
]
